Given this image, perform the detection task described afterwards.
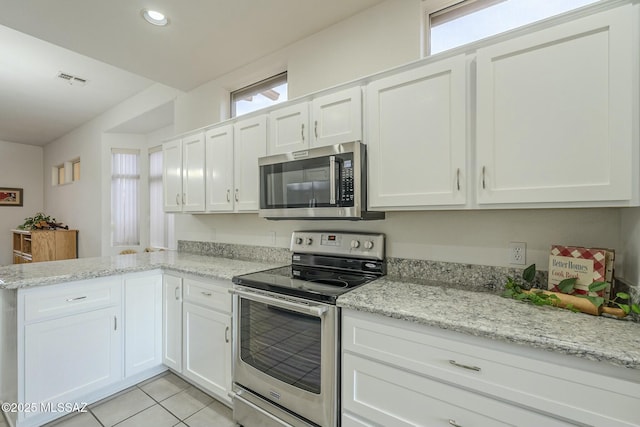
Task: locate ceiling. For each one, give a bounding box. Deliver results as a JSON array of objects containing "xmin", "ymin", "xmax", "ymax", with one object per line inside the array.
[{"xmin": 0, "ymin": 0, "xmax": 385, "ymax": 146}]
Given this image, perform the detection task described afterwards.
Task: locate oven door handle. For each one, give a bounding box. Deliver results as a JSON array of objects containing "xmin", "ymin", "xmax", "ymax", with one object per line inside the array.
[{"xmin": 230, "ymin": 288, "xmax": 328, "ymax": 317}]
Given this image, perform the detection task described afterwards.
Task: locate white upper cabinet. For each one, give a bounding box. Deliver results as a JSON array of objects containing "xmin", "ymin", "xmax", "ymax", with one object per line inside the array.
[
  {"xmin": 311, "ymin": 86, "xmax": 362, "ymax": 147},
  {"xmin": 163, "ymin": 133, "xmax": 206, "ymax": 212},
  {"xmin": 205, "ymin": 125, "xmax": 235, "ymax": 212},
  {"xmin": 268, "ymin": 87, "xmax": 362, "ymax": 155},
  {"xmin": 269, "ymin": 102, "xmax": 309, "ymax": 155},
  {"xmin": 162, "ymin": 139, "xmax": 182, "ymax": 212},
  {"xmin": 234, "ymin": 115, "xmax": 267, "ymax": 211},
  {"xmin": 476, "ymin": 6, "xmax": 635, "ymax": 206},
  {"xmin": 367, "ymin": 55, "xmax": 467, "ymax": 209}
]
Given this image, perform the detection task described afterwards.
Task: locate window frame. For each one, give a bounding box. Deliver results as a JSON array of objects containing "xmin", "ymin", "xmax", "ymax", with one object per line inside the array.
[{"xmin": 230, "ymin": 72, "xmax": 288, "ymax": 118}]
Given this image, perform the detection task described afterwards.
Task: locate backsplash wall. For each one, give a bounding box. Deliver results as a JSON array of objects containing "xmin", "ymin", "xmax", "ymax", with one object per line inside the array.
[{"xmin": 174, "ymin": 208, "xmax": 623, "ymax": 276}]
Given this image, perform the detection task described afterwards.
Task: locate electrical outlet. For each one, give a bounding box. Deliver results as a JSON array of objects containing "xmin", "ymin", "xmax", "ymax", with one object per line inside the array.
[
  {"xmin": 267, "ymin": 231, "xmax": 276, "ymax": 246},
  {"xmin": 509, "ymin": 242, "xmax": 526, "ymax": 265}
]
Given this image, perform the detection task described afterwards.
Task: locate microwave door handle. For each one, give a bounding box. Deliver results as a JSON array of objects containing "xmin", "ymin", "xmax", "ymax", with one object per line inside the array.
[
  {"xmin": 329, "ymin": 155, "xmax": 336, "ymax": 205},
  {"xmin": 230, "ymin": 288, "xmax": 328, "ymax": 318}
]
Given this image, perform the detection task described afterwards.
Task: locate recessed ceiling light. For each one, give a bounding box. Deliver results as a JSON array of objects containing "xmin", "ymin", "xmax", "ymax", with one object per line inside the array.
[{"xmin": 141, "ymin": 9, "xmax": 168, "ymax": 26}]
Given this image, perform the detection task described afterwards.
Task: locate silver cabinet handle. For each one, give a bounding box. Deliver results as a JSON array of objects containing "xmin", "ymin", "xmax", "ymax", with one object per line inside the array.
[
  {"xmin": 301, "ymin": 123, "xmax": 305, "ymax": 142},
  {"xmin": 174, "ymin": 286, "xmax": 180, "ymax": 301},
  {"xmin": 329, "ymin": 155, "xmax": 336, "ymax": 204},
  {"xmin": 314, "ymin": 120, "xmax": 318, "ymax": 139},
  {"xmin": 449, "ymin": 420, "xmax": 463, "ymax": 427},
  {"xmin": 449, "ymin": 360, "xmax": 481, "ymax": 372},
  {"xmin": 66, "ymin": 296, "xmax": 87, "ymax": 302},
  {"xmin": 201, "ymin": 291, "xmax": 212, "ymax": 297},
  {"xmin": 225, "ymin": 326, "xmax": 230, "ymax": 343},
  {"xmin": 176, "ymin": 193, "xmax": 180, "ymax": 205},
  {"xmin": 226, "ymin": 189, "xmax": 230, "ymax": 203},
  {"xmin": 234, "ymin": 188, "xmax": 239, "ymax": 202},
  {"xmin": 114, "ymin": 316, "xmax": 117, "ymax": 331},
  {"xmin": 182, "ymin": 193, "xmax": 186, "ymax": 205},
  {"xmin": 482, "ymin": 166, "xmax": 486, "ymax": 189},
  {"xmin": 456, "ymin": 168, "xmax": 460, "ymax": 191}
]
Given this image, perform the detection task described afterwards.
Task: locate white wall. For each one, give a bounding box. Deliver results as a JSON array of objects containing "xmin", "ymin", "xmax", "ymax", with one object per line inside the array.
[
  {"xmin": 43, "ymin": 84, "xmax": 180, "ymax": 257},
  {"xmin": 0, "ymin": 141, "xmax": 43, "ymax": 265}
]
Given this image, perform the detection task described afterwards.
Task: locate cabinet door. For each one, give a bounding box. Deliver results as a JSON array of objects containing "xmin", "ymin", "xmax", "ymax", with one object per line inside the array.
[
  {"xmin": 205, "ymin": 125, "xmax": 235, "ymax": 212},
  {"xmin": 24, "ymin": 307, "xmax": 121, "ymax": 416},
  {"xmin": 476, "ymin": 6, "xmax": 634, "ymax": 205},
  {"xmin": 367, "ymin": 55, "xmax": 467, "ymax": 209},
  {"xmin": 163, "ymin": 139, "xmax": 183, "ymax": 212},
  {"xmin": 182, "ymin": 302, "xmax": 231, "ymax": 403},
  {"xmin": 234, "ymin": 115, "xmax": 267, "ymax": 211},
  {"xmin": 311, "ymin": 86, "xmax": 362, "ymax": 148},
  {"xmin": 268, "ymin": 103, "xmax": 309, "ymax": 155},
  {"xmin": 124, "ymin": 273, "xmax": 162, "ymax": 377},
  {"xmin": 181, "ymin": 133, "xmax": 206, "ymax": 212},
  {"xmin": 163, "ymin": 274, "xmax": 183, "ymax": 372}
]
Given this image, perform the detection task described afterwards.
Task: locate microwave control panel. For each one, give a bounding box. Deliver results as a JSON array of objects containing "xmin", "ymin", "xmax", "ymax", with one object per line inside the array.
[{"xmin": 340, "ymin": 160, "xmax": 355, "ymax": 205}]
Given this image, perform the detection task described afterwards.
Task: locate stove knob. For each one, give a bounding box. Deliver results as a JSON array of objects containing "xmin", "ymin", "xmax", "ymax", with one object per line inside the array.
[
  {"xmin": 364, "ymin": 240, "xmax": 374, "ymax": 250},
  {"xmin": 350, "ymin": 240, "xmax": 360, "ymax": 249},
  {"xmin": 295, "ymin": 237, "xmax": 303, "ymax": 245},
  {"xmin": 305, "ymin": 238, "xmax": 313, "ymax": 245}
]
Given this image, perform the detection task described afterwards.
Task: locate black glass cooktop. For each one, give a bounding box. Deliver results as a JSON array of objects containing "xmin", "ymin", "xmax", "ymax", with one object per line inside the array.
[{"xmin": 232, "ymin": 265, "xmax": 379, "ymax": 304}]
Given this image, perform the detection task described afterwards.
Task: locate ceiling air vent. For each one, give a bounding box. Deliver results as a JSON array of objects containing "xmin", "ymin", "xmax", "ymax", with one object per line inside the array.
[{"xmin": 57, "ymin": 72, "xmax": 88, "ymax": 86}]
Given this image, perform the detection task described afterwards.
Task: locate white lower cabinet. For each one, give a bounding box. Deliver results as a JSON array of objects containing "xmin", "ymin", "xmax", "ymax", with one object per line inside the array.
[
  {"xmin": 124, "ymin": 272, "xmax": 163, "ymax": 377},
  {"xmin": 162, "ymin": 274, "xmax": 232, "ymax": 404},
  {"xmin": 183, "ymin": 302, "xmax": 231, "ymax": 401},
  {"xmin": 18, "ymin": 277, "xmax": 123, "ymax": 426},
  {"xmin": 342, "ymin": 310, "xmax": 640, "ymax": 427},
  {"xmin": 163, "ymin": 273, "xmax": 183, "ymax": 371},
  {"xmin": 14, "ymin": 273, "xmax": 167, "ymax": 427}
]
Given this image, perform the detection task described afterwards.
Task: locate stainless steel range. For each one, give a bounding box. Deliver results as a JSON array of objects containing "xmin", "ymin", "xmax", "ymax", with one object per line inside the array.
[{"xmin": 230, "ymin": 231, "xmax": 386, "ymax": 427}]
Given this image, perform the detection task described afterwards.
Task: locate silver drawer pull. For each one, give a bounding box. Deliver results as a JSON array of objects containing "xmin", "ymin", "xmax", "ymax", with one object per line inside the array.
[
  {"xmin": 201, "ymin": 291, "xmax": 212, "ymax": 297},
  {"xmin": 449, "ymin": 360, "xmax": 481, "ymax": 372},
  {"xmin": 449, "ymin": 420, "xmax": 463, "ymax": 427},
  {"xmin": 66, "ymin": 296, "xmax": 87, "ymax": 302}
]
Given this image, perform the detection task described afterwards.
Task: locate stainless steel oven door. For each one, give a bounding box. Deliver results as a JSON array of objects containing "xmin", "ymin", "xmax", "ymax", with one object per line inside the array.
[{"xmin": 231, "ymin": 286, "xmax": 338, "ymax": 427}]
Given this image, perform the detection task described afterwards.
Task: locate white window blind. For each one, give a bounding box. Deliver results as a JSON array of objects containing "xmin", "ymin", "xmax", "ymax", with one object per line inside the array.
[
  {"xmin": 149, "ymin": 147, "xmax": 173, "ymax": 248},
  {"xmin": 111, "ymin": 149, "xmax": 140, "ymax": 246}
]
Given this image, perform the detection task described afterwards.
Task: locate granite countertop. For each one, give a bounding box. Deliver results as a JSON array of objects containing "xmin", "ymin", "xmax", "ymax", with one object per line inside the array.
[
  {"xmin": 0, "ymin": 251, "xmax": 282, "ymax": 290},
  {"xmin": 3, "ymin": 251, "xmax": 639, "ymax": 371},
  {"xmin": 337, "ymin": 277, "xmax": 640, "ymax": 370}
]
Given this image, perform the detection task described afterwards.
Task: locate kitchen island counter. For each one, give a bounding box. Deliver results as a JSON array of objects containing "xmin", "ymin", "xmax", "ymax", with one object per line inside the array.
[
  {"xmin": 337, "ymin": 277, "xmax": 640, "ymax": 370},
  {"xmin": 0, "ymin": 251, "xmax": 283, "ymax": 290}
]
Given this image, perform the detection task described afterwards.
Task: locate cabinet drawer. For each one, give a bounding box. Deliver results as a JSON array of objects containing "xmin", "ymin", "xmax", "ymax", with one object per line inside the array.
[
  {"xmin": 183, "ymin": 277, "xmax": 231, "ymax": 313},
  {"xmin": 343, "ymin": 310, "xmax": 640, "ymax": 427},
  {"xmin": 343, "ymin": 353, "xmax": 571, "ymax": 427},
  {"xmin": 22, "ymin": 278, "xmax": 121, "ymax": 323}
]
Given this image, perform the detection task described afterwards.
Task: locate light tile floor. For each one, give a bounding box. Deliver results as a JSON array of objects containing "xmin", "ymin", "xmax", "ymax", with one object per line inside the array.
[{"xmin": 39, "ymin": 372, "xmax": 235, "ymax": 427}]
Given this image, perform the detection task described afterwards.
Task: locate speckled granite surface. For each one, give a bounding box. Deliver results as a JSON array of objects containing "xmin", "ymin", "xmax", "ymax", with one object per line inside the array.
[
  {"xmin": 337, "ymin": 277, "xmax": 640, "ymax": 370},
  {"xmin": 0, "ymin": 251, "xmax": 283, "ymax": 290},
  {"xmin": 178, "ymin": 240, "xmax": 291, "ymax": 264}
]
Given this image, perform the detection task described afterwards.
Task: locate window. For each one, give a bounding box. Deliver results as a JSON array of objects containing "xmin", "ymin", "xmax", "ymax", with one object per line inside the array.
[
  {"xmin": 52, "ymin": 158, "xmax": 80, "ymax": 185},
  {"xmin": 231, "ymin": 72, "xmax": 288, "ymax": 117},
  {"xmin": 427, "ymin": 0, "xmax": 600, "ymax": 55},
  {"xmin": 111, "ymin": 149, "xmax": 140, "ymax": 246},
  {"xmin": 149, "ymin": 147, "xmax": 173, "ymax": 248}
]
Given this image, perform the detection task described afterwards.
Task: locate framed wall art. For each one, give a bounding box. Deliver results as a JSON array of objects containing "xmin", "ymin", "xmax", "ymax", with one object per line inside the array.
[{"xmin": 0, "ymin": 188, "xmax": 23, "ymax": 206}]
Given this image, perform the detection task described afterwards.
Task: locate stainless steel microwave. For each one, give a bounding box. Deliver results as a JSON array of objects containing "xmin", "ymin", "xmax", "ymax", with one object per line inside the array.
[{"xmin": 258, "ymin": 141, "xmax": 384, "ymax": 220}]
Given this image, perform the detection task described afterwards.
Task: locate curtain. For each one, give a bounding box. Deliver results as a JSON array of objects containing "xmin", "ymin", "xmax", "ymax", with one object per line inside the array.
[
  {"xmin": 111, "ymin": 149, "xmax": 140, "ymax": 246},
  {"xmin": 149, "ymin": 148, "xmax": 165, "ymax": 248}
]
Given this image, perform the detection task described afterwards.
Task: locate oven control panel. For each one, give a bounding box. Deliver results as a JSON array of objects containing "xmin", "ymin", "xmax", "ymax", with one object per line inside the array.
[{"xmin": 290, "ymin": 231, "xmax": 385, "ymax": 260}]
